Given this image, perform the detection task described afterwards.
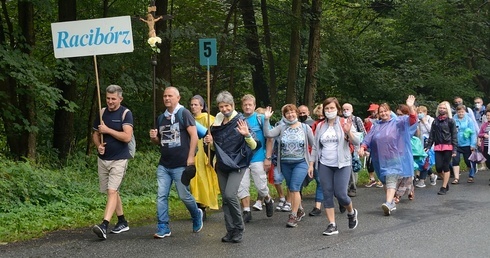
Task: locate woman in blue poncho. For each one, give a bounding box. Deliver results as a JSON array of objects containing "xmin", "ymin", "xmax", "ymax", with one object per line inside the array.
[
  {"xmin": 451, "ymin": 105, "xmax": 477, "ymax": 184},
  {"xmin": 359, "ymin": 95, "xmax": 417, "ymax": 216}
]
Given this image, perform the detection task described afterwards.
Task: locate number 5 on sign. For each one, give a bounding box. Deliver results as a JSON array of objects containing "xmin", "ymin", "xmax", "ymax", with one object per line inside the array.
[{"xmin": 199, "ymin": 38, "xmax": 217, "ymax": 66}]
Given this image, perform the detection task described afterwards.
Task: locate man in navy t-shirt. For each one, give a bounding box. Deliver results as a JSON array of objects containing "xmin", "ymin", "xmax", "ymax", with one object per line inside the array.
[
  {"xmin": 149, "ymin": 86, "xmax": 203, "ymax": 238},
  {"xmin": 92, "ymin": 85, "xmax": 133, "ymax": 240}
]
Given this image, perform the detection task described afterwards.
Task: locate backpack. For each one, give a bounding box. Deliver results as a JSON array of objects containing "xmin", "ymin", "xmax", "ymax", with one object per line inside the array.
[{"xmin": 101, "ymin": 107, "xmax": 136, "ymax": 158}]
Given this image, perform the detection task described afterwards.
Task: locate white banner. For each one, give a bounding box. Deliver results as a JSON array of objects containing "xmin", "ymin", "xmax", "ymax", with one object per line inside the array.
[{"xmin": 51, "ymin": 16, "xmax": 134, "ymax": 58}]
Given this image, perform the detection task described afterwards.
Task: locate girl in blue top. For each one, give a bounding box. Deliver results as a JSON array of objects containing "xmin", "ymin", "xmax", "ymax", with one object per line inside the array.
[{"xmin": 451, "ymin": 105, "xmax": 477, "ymax": 184}]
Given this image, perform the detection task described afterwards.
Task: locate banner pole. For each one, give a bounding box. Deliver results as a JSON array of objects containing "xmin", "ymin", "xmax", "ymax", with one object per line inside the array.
[{"xmin": 94, "ymin": 55, "xmax": 103, "ymax": 143}]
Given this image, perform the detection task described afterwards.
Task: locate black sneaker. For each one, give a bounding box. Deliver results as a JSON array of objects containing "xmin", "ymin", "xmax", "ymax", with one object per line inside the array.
[
  {"xmin": 322, "ymin": 223, "xmax": 338, "ymax": 236},
  {"xmin": 264, "ymin": 198, "xmax": 274, "ymax": 217},
  {"xmin": 110, "ymin": 221, "xmax": 129, "ymax": 234},
  {"xmin": 221, "ymin": 231, "xmax": 234, "ymax": 243},
  {"xmin": 308, "ymin": 207, "xmax": 321, "ymax": 216},
  {"xmin": 232, "ymin": 229, "xmax": 243, "ymax": 243},
  {"xmin": 92, "ymin": 224, "xmax": 107, "ymax": 240},
  {"xmin": 347, "ymin": 209, "xmax": 358, "ymax": 229},
  {"xmin": 437, "ymin": 187, "xmax": 447, "ymax": 195},
  {"xmin": 242, "ymin": 211, "xmax": 252, "ymax": 223},
  {"xmin": 339, "ymin": 205, "xmax": 346, "ymax": 214}
]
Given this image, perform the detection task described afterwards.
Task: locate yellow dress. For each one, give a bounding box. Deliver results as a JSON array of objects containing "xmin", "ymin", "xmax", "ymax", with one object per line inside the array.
[{"xmin": 190, "ymin": 113, "xmax": 220, "ymax": 210}]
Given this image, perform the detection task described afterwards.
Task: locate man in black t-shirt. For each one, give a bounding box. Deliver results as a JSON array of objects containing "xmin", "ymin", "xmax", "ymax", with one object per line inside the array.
[
  {"xmin": 149, "ymin": 86, "xmax": 203, "ymax": 239},
  {"xmin": 92, "ymin": 85, "xmax": 133, "ymax": 240}
]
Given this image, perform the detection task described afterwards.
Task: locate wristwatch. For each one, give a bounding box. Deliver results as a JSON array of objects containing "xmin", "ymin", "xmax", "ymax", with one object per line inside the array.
[{"xmin": 266, "ymin": 156, "xmax": 272, "ymax": 161}]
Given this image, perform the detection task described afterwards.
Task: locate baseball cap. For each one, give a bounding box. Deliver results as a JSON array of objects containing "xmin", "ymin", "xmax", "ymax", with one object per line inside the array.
[
  {"xmin": 181, "ymin": 165, "xmax": 196, "ymax": 186},
  {"xmin": 367, "ymin": 104, "xmax": 379, "ymax": 111}
]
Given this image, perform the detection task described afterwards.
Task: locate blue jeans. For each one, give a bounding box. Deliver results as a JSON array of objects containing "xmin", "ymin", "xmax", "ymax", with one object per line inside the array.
[
  {"xmin": 280, "ymin": 160, "xmax": 308, "ymax": 192},
  {"xmin": 313, "ymin": 167, "xmax": 323, "ymax": 202},
  {"xmin": 156, "ymin": 165, "xmax": 199, "ymax": 230}
]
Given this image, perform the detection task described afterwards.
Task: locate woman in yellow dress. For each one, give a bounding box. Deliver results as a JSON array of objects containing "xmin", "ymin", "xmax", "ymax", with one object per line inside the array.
[{"xmin": 189, "ymin": 95, "xmax": 220, "ymax": 219}]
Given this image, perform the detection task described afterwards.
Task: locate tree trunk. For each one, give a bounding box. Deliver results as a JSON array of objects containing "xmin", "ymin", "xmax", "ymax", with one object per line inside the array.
[
  {"xmin": 238, "ymin": 0, "xmax": 270, "ymax": 107},
  {"xmin": 155, "ymin": 0, "xmax": 171, "ymax": 113},
  {"xmin": 286, "ymin": 0, "xmax": 302, "ymax": 105},
  {"xmin": 53, "ymin": 0, "xmax": 77, "ymax": 162},
  {"xmin": 260, "ymin": 0, "xmax": 277, "ymax": 110},
  {"xmin": 304, "ymin": 0, "xmax": 322, "ymax": 110},
  {"xmin": 18, "ymin": 0, "xmax": 36, "ymax": 160}
]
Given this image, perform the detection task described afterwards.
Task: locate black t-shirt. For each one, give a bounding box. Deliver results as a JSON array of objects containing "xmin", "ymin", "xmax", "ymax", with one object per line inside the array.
[
  {"xmin": 157, "ymin": 108, "xmax": 196, "ymax": 168},
  {"xmin": 93, "ymin": 106, "xmax": 133, "ymax": 160}
]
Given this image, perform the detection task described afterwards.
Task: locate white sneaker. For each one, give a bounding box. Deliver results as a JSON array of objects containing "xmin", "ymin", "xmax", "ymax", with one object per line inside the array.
[
  {"xmin": 252, "ymin": 201, "xmax": 263, "ymax": 211},
  {"xmin": 415, "ymin": 180, "xmax": 426, "ymax": 188},
  {"xmin": 281, "ymin": 202, "xmax": 292, "ymax": 212},
  {"xmin": 276, "ymin": 200, "xmax": 285, "ymax": 211},
  {"xmin": 430, "ymin": 174, "xmax": 437, "ymax": 186}
]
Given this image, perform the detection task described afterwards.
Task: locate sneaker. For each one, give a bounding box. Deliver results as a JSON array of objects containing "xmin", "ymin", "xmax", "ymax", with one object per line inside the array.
[
  {"xmin": 415, "ymin": 180, "xmax": 426, "ymax": 188},
  {"xmin": 154, "ymin": 227, "xmax": 171, "ymax": 239},
  {"xmin": 322, "ymin": 223, "xmax": 338, "ymax": 236},
  {"xmin": 365, "ymin": 179, "xmax": 376, "ymax": 188},
  {"xmin": 375, "ymin": 181, "xmax": 384, "ymax": 188},
  {"xmin": 92, "ymin": 224, "xmax": 107, "ymax": 240},
  {"xmin": 232, "ymin": 229, "xmax": 243, "ymax": 243},
  {"xmin": 430, "ymin": 174, "xmax": 437, "ymax": 186},
  {"xmin": 276, "ymin": 200, "xmax": 285, "ymax": 211},
  {"xmin": 286, "ymin": 214, "xmax": 298, "ymax": 228},
  {"xmin": 347, "ymin": 209, "xmax": 358, "ymax": 230},
  {"xmin": 309, "ymin": 207, "xmax": 321, "ymax": 216},
  {"xmin": 437, "ymin": 187, "xmax": 447, "ymax": 195},
  {"xmin": 193, "ymin": 208, "xmax": 204, "ymax": 233},
  {"xmin": 199, "ymin": 206, "xmax": 207, "ymax": 221},
  {"xmin": 381, "ymin": 201, "xmax": 396, "ymax": 216},
  {"xmin": 110, "ymin": 221, "xmax": 129, "ymax": 234},
  {"xmin": 467, "ymin": 177, "xmax": 474, "ymax": 183},
  {"xmin": 281, "ymin": 202, "xmax": 292, "ymax": 212},
  {"xmin": 264, "ymin": 198, "xmax": 274, "ymax": 217},
  {"xmin": 221, "ymin": 231, "xmax": 234, "ymax": 243},
  {"xmin": 242, "ymin": 211, "xmax": 252, "ymax": 223},
  {"xmin": 252, "ymin": 201, "xmax": 263, "ymax": 211},
  {"xmin": 296, "ymin": 208, "xmax": 305, "ymax": 221},
  {"xmin": 339, "ymin": 205, "xmax": 346, "ymax": 214},
  {"xmin": 347, "ymin": 190, "xmax": 356, "ymax": 197}
]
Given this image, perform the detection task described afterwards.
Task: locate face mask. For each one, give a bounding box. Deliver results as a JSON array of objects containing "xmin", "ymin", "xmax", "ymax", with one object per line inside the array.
[
  {"xmin": 439, "ymin": 110, "xmax": 447, "ymax": 116},
  {"xmin": 298, "ymin": 115, "xmax": 307, "ymax": 122},
  {"xmin": 223, "ymin": 111, "xmax": 233, "ymax": 117},
  {"xmin": 343, "ymin": 111, "xmax": 352, "ymax": 117},
  {"xmin": 418, "ymin": 113, "xmax": 425, "ymax": 119},
  {"xmin": 282, "ymin": 117, "xmax": 298, "ymax": 125},
  {"xmin": 475, "ymin": 103, "xmax": 482, "ymax": 109},
  {"xmin": 325, "ymin": 111, "xmax": 337, "ymax": 120},
  {"xmin": 453, "ymin": 102, "xmax": 461, "ymax": 108}
]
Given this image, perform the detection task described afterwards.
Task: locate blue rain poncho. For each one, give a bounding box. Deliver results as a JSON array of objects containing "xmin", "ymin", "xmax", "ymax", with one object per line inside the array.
[{"xmin": 362, "ymin": 115, "xmax": 414, "ymax": 181}]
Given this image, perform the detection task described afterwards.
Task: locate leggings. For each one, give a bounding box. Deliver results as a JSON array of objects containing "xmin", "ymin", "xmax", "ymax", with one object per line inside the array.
[
  {"xmin": 317, "ymin": 163, "xmax": 351, "ymax": 209},
  {"xmin": 435, "ymin": 150, "xmax": 452, "ymax": 173}
]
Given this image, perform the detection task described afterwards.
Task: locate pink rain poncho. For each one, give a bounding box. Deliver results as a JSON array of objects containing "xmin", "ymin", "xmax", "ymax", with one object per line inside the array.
[{"xmin": 362, "ymin": 115, "xmax": 414, "ymax": 182}]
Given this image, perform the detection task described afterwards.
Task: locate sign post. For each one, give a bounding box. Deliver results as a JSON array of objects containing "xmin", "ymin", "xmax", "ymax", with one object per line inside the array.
[
  {"xmin": 51, "ymin": 16, "xmax": 134, "ymax": 143},
  {"xmin": 199, "ymin": 38, "xmax": 217, "ymax": 160}
]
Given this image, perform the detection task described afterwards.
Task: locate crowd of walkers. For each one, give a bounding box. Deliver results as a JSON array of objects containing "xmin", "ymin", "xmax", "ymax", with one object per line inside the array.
[{"xmin": 92, "ymin": 85, "xmax": 489, "ymax": 243}]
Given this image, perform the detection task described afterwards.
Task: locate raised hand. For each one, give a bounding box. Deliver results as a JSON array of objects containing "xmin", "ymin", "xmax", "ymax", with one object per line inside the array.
[
  {"xmin": 342, "ymin": 117, "xmax": 353, "ymax": 134},
  {"xmin": 264, "ymin": 106, "xmax": 274, "ymax": 119},
  {"xmin": 406, "ymin": 95, "xmax": 416, "ymax": 107},
  {"xmin": 237, "ymin": 119, "xmax": 250, "ymax": 136}
]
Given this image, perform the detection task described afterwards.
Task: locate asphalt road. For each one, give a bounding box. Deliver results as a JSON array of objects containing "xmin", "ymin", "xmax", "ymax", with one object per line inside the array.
[{"xmin": 2, "ymin": 172, "xmax": 490, "ymax": 258}]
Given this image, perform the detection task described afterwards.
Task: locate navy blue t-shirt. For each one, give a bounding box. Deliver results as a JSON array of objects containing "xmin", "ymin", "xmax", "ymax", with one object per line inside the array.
[
  {"xmin": 156, "ymin": 108, "xmax": 196, "ymax": 168},
  {"xmin": 93, "ymin": 106, "xmax": 133, "ymax": 160}
]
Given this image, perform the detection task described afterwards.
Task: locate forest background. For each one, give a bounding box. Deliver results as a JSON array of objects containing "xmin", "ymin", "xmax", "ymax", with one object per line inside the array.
[{"xmin": 0, "ymin": 0, "xmax": 488, "ymax": 243}]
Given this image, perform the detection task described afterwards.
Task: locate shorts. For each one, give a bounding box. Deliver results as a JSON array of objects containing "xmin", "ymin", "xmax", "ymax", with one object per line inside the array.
[{"xmin": 97, "ymin": 158, "xmax": 128, "ymax": 192}]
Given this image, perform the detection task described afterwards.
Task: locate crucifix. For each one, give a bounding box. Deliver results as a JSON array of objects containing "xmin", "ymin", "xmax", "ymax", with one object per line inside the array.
[{"xmin": 140, "ymin": 3, "xmax": 173, "ymax": 38}]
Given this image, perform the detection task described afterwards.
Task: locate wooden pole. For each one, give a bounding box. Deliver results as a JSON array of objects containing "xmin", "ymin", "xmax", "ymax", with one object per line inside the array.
[
  {"xmin": 206, "ymin": 59, "xmax": 211, "ymax": 162},
  {"xmin": 94, "ymin": 55, "xmax": 103, "ymax": 143}
]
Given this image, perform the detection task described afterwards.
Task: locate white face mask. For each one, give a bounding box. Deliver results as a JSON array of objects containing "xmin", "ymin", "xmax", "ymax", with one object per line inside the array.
[
  {"xmin": 325, "ymin": 111, "xmax": 337, "ymax": 120},
  {"xmin": 343, "ymin": 111, "xmax": 352, "ymax": 117},
  {"xmin": 475, "ymin": 103, "xmax": 482, "ymax": 109}
]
